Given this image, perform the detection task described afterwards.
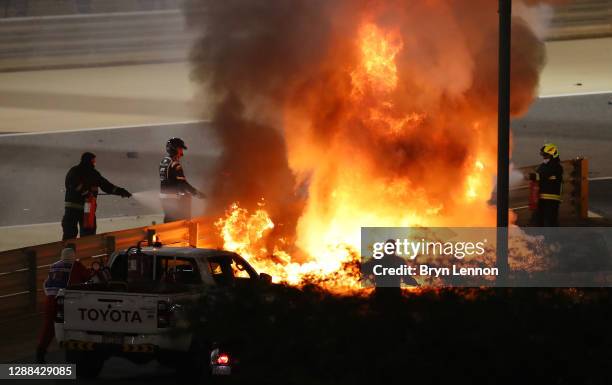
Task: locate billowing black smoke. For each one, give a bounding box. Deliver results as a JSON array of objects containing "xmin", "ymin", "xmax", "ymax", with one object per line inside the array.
[{"xmin": 184, "ymin": 0, "xmax": 555, "ymax": 250}]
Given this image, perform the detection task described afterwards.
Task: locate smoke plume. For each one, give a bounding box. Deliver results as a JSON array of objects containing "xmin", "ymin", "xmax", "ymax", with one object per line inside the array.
[{"xmin": 184, "ymin": 0, "xmax": 550, "ymax": 260}]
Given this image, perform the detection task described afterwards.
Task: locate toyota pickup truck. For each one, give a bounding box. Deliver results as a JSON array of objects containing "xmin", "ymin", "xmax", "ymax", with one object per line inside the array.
[{"xmin": 54, "ymin": 244, "xmax": 272, "ymax": 381}]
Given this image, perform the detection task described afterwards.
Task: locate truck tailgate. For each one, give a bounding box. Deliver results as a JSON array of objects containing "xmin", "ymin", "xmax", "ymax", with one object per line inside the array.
[{"xmin": 64, "ymin": 290, "xmax": 160, "ymax": 334}]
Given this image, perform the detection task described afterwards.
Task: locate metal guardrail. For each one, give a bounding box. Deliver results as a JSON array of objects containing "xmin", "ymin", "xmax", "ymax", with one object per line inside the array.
[
  {"xmin": 0, "ymin": 217, "xmax": 212, "ymax": 321},
  {"xmin": 0, "ymin": 159, "xmax": 589, "ymax": 320}
]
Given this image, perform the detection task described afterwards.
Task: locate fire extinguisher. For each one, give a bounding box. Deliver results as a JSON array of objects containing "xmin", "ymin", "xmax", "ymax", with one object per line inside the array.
[
  {"xmin": 528, "ymin": 180, "xmax": 539, "ymax": 210},
  {"xmin": 83, "ymin": 193, "xmax": 97, "ymax": 230}
]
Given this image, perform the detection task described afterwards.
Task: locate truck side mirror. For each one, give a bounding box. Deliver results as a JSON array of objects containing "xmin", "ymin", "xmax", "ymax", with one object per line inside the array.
[{"xmin": 259, "ymin": 273, "xmax": 272, "ymax": 284}]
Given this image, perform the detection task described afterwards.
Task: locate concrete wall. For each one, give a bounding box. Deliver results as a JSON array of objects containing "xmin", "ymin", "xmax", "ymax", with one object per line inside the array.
[
  {"xmin": 1, "ymin": 0, "xmax": 182, "ymax": 18},
  {"xmin": 549, "ymin": 0, "xmax": 612, "ymax": 40},
  {"xmin": 0, "ymin": 9, "xmax": 196, "ymax": 71},
  {"xmin": 0, "ymin": 0, "xmax": 610, "ymax": 72}
]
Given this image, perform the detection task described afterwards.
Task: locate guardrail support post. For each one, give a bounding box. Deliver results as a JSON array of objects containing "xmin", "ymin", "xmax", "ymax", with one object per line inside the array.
[
  {"xmin": 189, "ymin": 222, "xmax": 199, "ymax": 248},
  {"xmin": 105, "ymin": 236, "xmax": 116, "ymax": 256},
  {"xmin": 146, "ymin": 229, "xmax": 156, "ymax": 246},
  {"xmin": 25, "ymin": 250, "xmax": 37, "ymax": 312},
  {"xmin": 580, "ymin": 158, "xmax": 589, "ymax": 219}
]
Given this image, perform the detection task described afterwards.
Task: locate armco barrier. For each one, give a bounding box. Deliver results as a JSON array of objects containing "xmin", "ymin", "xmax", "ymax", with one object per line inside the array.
[
  {"xmin": 0, "ymin": 217, "xmax": 212, "ymax": 321},
  {"xmin": 0, "ymin": 158, "xmax": 588, "ymax": 320}
]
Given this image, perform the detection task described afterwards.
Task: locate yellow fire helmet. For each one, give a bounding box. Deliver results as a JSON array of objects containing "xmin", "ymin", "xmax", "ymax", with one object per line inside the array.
[{"xmin": 540, "ymin": 143, "xmax": 559, "ymax": 158}]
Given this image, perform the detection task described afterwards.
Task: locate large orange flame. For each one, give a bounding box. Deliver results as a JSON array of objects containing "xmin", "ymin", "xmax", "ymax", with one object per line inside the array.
[
  {"xmin": 183, "ymin": 0, "xmax": 550, "ymax": 291},
  {"xmin": 351, "ymin": 23, "xmax": 403, "ymax": 95},
  {"xmin": 211, "ymin": 21, "xmax": 485, "ymax": 289},
  {"xmin": 211, "ymin": 14, "xmax": 545, "ymax": 290}
]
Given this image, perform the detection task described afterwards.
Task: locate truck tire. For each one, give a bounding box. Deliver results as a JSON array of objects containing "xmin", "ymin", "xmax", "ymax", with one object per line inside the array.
[{"xmin": 65, "ymin": 350, "xmax": 105, "ymax": 379}]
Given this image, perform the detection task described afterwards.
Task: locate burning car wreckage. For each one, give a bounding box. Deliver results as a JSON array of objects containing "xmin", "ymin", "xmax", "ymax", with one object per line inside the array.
[{"xmin": 182, "ymin": 0, "xmax": 553, "ymax": 290}]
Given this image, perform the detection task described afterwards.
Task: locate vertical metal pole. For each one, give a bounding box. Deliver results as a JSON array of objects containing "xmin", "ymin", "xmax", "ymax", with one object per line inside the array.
[
  {"xmin": 497, "ymin": 0, "xmax": 511, "ymax": 282},
  {"xmin": 26, "ymin": 250, "xmax": 37, "ymax": 312},
  {"xmin": 146, "ymin": 229, "xmax": 156, "ymax": 246},
  {"xmin": 579, "ymin": 158, "xmax": 589, "ymax": 219},
  {"xmin": 105, "ymin": 236, "xmax": 116, "ymax": 265}
]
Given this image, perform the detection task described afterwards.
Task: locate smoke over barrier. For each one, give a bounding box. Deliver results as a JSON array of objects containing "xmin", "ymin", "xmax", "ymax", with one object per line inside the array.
[{"xmin": 184, "ymin": 1, "xmax": 555, "ymax": 266}]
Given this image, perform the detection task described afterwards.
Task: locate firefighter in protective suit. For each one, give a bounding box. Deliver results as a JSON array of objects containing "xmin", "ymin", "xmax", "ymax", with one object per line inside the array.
[
  {"xmin": 62, "ymin": 152, "xmax": 131, "ymax": 240},
  {"xmin": 159, "ymin": 138, "xmax": 206, "ymax": 223},
  {"xmin": 530, "ymin": 143, "xmax": 563, "ymax": 226}
]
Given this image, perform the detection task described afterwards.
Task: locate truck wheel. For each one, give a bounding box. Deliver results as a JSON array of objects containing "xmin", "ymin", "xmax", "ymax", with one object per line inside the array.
[{"xmin": 65, "ymin": 350, "xmax": 105, "ymax": 379}]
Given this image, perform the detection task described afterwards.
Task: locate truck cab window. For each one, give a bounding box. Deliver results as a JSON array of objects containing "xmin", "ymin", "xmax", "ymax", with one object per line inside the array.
[
  {"xmin": 157, "ymin": 257, "xmax": 201, "ymax": 284},
  {"xmin": 208, "ymin": 255, "xmax": 258, "ymax": 286},
  {"xmin": 110, "ymin": 253, "xmax": 127, "ymax": 281},
  {"xmin": 230, "ymin": 257, "xmax": 256, "ymax": 280},
  {"xmin": 208, "ymin": 257, "xmax": 234, "ymax": 286},
  {"xmin": 127, "ymin": 252, "xmax": 154, "ymax": 283},
  {"xmin": 210, "ymin": 262, "xmax": 223, "ymax": 275}
]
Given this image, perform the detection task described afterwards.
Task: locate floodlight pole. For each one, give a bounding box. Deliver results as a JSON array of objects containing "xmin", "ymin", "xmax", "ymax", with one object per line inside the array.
[{"xmin": 497, "ymin": 0, "xmax": 511, "ymax": 283}]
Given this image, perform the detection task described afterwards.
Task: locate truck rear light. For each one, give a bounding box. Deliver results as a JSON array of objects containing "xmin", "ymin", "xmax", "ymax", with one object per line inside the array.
[
  {"xmin": 216, "ymin": 353, "xmax": 230, "ymax": 365},
  {"xmin": 157, "ymin": 300, "xmax": 171, "ymax": 328},
  {"xmin": 55, "ymin": 296, "xmax": 65, "ymax": 323}
]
